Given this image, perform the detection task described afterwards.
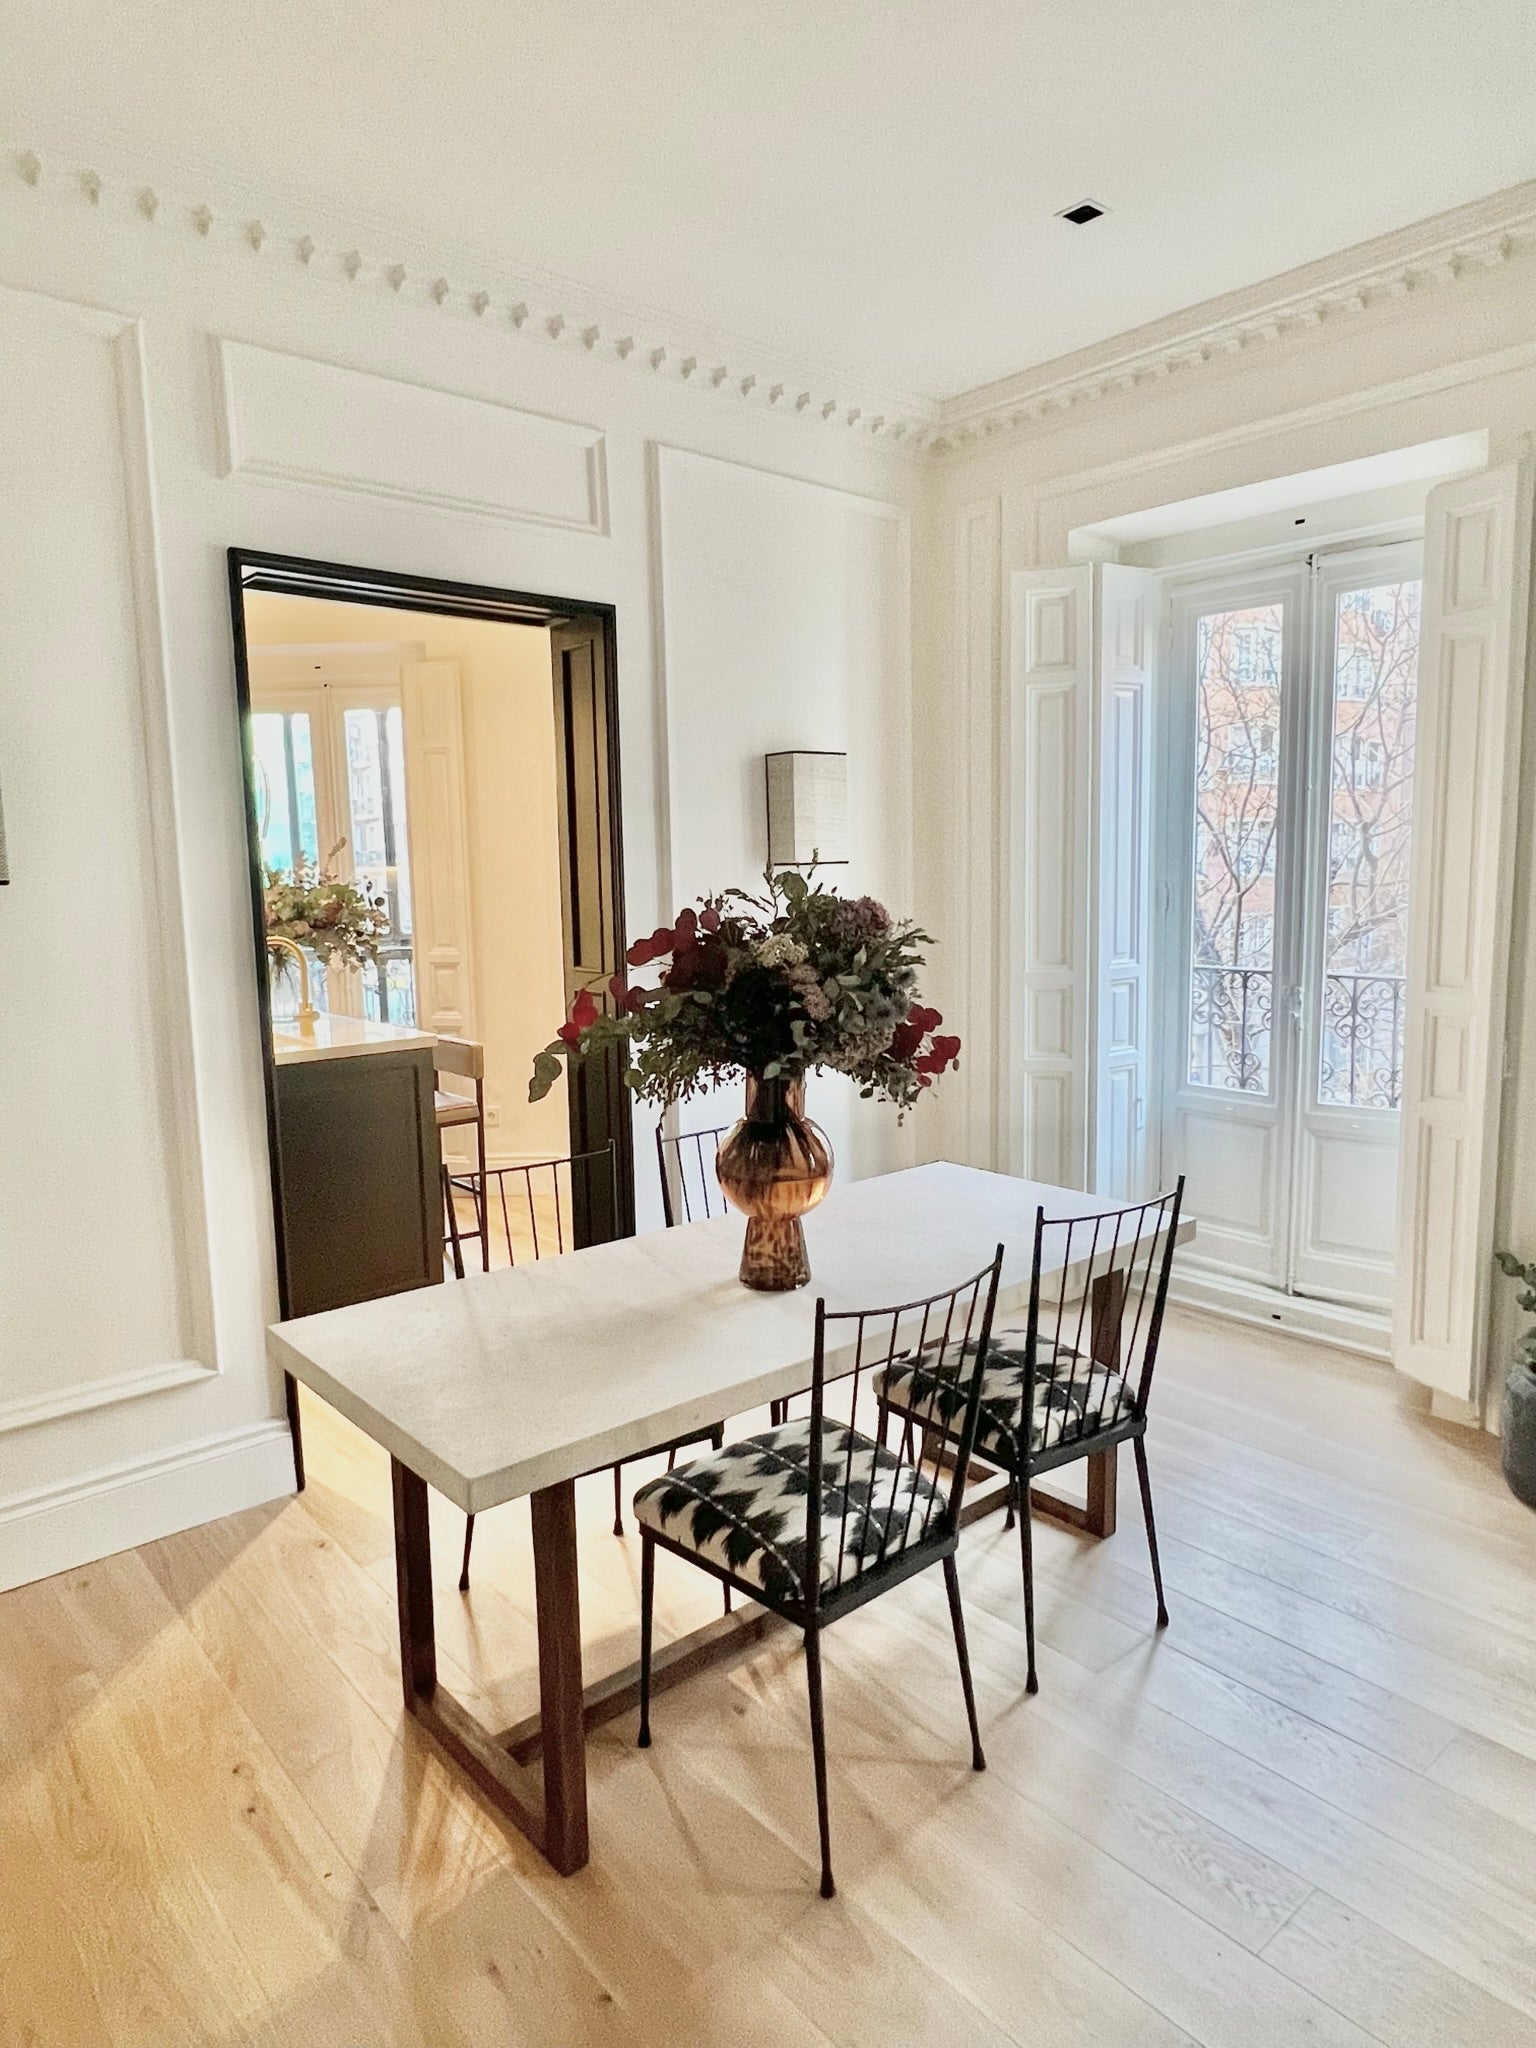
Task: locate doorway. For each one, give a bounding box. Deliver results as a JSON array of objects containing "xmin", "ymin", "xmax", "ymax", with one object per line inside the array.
[
  {"xmin": 229, "ymin": 552, "xmax": 633, "ymax": 1478},
  {"xmin": 1157, "ymin": 541, "xmax": 1422, "ymax": 1310}
]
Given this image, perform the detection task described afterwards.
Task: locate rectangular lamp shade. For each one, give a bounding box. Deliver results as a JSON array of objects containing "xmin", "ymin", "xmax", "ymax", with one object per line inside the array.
[{"xmin": 765, "ymin": 751, "xmax": 848, "ymax": 867}]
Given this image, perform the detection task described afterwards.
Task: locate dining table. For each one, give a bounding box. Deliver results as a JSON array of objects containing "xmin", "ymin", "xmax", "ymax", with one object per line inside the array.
[{"xmin": 268, "ymin": 1159, "xmax": 1194, "ymax": 1876}]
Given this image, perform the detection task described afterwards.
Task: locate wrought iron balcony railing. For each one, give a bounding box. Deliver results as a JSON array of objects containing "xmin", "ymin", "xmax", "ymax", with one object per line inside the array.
[
  {"xmin": 1319, "ymin": 971, "xmax": 1404, "ymax": 1109},
  {"xmin": 1188, "ymin": 965, "xmax": 1405, "ymax": 1108}
]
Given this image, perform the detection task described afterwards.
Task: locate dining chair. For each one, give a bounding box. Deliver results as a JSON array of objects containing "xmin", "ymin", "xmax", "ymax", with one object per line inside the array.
[
  {"xmin": 451, "ymin": 1141, "xmax": 727, "ymax": 1588},
  {"xmin": 657, "ymin": 1119, "xmax": 789, "ymax": 1426},
  {"xmin": 875, "ymin": 1182, "xmax": 1184, "ymax": 1696},
  {"xmin": 435, "ymin": 1037, "xmax": 489, "ymax": 1272},
  {"xmin": 633, "ymin": 1247, "xmax": 1005, "ymax": 1900},
  {"xmin": 655, "ymin": 1120, "xmax": 730, "ymax": 1227}
]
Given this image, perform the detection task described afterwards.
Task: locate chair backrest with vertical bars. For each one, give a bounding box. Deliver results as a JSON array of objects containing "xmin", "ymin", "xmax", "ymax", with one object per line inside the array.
[
  {"xmin": 1022, "ymin": 1180, "xmax": 1185, "ymax": 1454},
  {"xmin": 450, "ymin": 1141, "xmax": 618, "ymax": 1269},
  {"xmin": 803, "ymin": 1247, "xmax": 1004, "ymax": 1609},
  {"xmin": 655, "ymin": 1122, "xmax": 730, "ymax": 1228}
]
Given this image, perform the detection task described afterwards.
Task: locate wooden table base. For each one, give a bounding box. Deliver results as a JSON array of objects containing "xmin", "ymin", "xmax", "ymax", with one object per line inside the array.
[
  {"xmin": 392, "ymin": 1461, "xmax": 591, "ymax": 1875},
  {"xmin": 391, "ymin": 1441, "xmax": 1117, "ymax": 1876}
]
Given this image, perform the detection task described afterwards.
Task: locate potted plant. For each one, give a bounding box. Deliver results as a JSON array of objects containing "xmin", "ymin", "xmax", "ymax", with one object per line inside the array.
[
  {"xmin": 1495, "ymin": 1250, "xmax": 1536, "ymax": 1509},
  {"xmin": 529, "ymin": 869, "xmax": 960, "ymax": 1289}
]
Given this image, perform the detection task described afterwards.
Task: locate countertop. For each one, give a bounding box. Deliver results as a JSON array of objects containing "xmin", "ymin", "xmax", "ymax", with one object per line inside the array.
[{"xmin": 272, "ymin": 1014, "xmax": 437, "ymax": 1066}]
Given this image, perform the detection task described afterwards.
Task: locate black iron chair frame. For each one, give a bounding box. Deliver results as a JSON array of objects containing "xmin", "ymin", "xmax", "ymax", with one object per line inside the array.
[
  {"xmin": 885, "ymin": 1182, "xmax": 1184, "ymax": 1697},
  {"xmin": 654, "ymin": 1119, "xmax": 730, "ymax": 1229},
  {"xmin": 656, "ymin": 1118, "xmax": 794, "ymax": 1426},
  {"xmin": 636, "ymin": 1247, "xmax": 1005, "ymax": 1900},
  {"xmin": 448, "ymin": 1142, "xmax": 726, "ymax": 1589}
]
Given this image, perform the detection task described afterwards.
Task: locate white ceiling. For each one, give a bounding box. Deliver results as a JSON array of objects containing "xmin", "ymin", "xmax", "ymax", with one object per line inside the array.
[
  {"xmin": 8, "ymin": 0, "xmax": 1536, "ymax": 398},
  {"xmin": 1077, "ymin": 434, "xmax": 1491, "ymax": 545}
]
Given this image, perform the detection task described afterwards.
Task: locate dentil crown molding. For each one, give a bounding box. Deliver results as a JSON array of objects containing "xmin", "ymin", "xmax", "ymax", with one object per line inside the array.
[
  {"xmin": 2, "ymin": 113, "xmax": 939, "ymax": 454},
  {"xmin": 930, "ymin": 180, "xmax": 1536, "ymax": 458},
  {"xmin": 6, "ymin": 113, "xmax": 1535, "ymax": 466}
]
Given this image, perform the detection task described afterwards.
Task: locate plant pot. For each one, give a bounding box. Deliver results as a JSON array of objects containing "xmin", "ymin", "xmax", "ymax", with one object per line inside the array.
[
  {"xmin": 1501, "ymin": 1364, "xmax": 1536, "ymax": 1511},
  {"xmin": 715, "ymin": 1074, "xmax": 834, "ymax": 1291}
]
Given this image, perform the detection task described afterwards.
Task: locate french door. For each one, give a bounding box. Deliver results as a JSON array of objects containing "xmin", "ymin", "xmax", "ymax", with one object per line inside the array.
[
  {"xmin": 248, "ymin": 657, "xmax": 418, "ymax": 1024},
  {"xmin": 1159, "ymin": 542, "xmax": 1422, "ymax": 1310}
]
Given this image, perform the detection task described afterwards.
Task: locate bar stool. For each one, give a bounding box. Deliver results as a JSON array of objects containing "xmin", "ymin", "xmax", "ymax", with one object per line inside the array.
[{"xmin": 435, "ymin": 1037, "xmax": 488, "ymax": 1272}]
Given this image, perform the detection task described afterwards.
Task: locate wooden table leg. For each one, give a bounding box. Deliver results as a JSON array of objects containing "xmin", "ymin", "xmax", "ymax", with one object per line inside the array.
[
  {"xmin": 530, "ymin": 1481, "xmax": 589, "ymax": 1875},
  {"xmin": 1030, "ymin": 1264, "xmax": 1124, "ymax": 1538},
  {"xmin": 1028, "ymin": 1446, "xmax": 1118, "ymax": 1539},
  {"xmin": 390, "ymin": 1458, "xmax": 590, "ymax": 1874},
  {"xmin": 284, "ymin": 1371, "xmax": 306, "ymax": 1492},
  {"xmin": 392, "ymin": 1457, "xmax": 437, "ymax": 1702}
]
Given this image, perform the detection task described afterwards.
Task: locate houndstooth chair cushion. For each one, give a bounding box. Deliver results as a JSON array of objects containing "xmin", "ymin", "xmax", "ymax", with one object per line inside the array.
[
  {"xmin": 873, "ymin": 1326, "xmax": 1133, "ymax": 1465},
  {"xmin": 633, "ymin": 1417, "xmax": 946, "ymax": 1606}
]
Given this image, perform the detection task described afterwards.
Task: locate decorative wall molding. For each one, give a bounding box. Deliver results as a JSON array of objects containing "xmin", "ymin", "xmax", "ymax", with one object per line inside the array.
[
  {"xmin": 933, "ymin": 181, "xmax": 1536, "ymax": 458},
  {"xmin": 0, "ymin": 1420, "xmax": 293, "ymax": 1594},
  {"xmin": 0, "ymin": 1357, "xmax": 215, "ymax": 1438},
  {"xmin": 9, "ymin": 122, "xmax": 1534, "ymax": 468},
  {"xmin": 0, "ymin": 281, "xmax": 222, "ymax": 1438},
  {"xmin": 217, "ymin": 336, "xmax": 610, "ymax": 532},
  {"xmin": 5, "ymin": 121, "xmax": 937, "ymax": 453},
  {"xmin": 952, "ymin": 497, "xmax": 1001, "ymax": 1168}
]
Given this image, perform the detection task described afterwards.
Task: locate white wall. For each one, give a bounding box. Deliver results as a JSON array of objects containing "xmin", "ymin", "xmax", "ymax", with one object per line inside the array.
[
  {"xmin": 653, "ymin": 446, "xmax": 915, "ymax": 1178},
  {"xmin": 921, "ymin": 256, "xmax": 1536, "ymax": 1397},
  {"xmin": 0, "ymin": 177, "xmax": 919, "ymax": 1590}
]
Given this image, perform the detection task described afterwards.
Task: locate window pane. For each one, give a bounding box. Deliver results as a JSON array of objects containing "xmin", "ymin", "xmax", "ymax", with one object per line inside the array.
[
  {"xmin": 1187, "ymin": 605, "xmax": 1283, "ymax": 1092},
  {"xmin": 250, "ymin": 711, "xmax": 318, "ymax": 875},
  {"xmin": 253, "ymin": 710, "xmax": 328, "ymax": 1021},
  {"xmin": 1317, "ymin": 579, "xmax": 1420, "ymax": 1107},
  {"xmin": 344, "ymin": 704, "xmax": 417, "ymax": 1028}
]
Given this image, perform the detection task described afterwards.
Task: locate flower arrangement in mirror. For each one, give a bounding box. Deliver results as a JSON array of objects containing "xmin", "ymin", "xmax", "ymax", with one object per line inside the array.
[
  {"xmin": 529, "ymin": 868, "xmax": 961, "ymax": 1287},
  {"xmin": 263, "ymin": 843, "xmax": 392, "ymax": 974}
]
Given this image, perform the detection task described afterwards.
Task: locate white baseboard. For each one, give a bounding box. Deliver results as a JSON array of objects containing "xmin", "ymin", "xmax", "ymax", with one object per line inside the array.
[
  {"xmin": 0, "ymin": 1419, "xmax": 295, "ymax": 1594},
  {"xmin": 1170, "ymin": 1266, "xmax": 1392, "ymax": 1362}
]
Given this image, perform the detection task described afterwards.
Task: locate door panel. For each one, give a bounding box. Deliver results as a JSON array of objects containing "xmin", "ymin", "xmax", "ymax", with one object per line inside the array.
[
  {"xmin": 550, "ymin": 618, "xmax": 633, "ymax": 1242},
  {"xmin": 1160, "ymin": 545, "xmax": 1429, "ymax": 1314},
  {"xmin": 1291, "ymin": 546, "xmax": 1420, "ymax": 1306},
  {"xmin": 1009, "ymin": 567, "xmax": 1092, "ymax": 1185},
  {"xmin": 400, "ymin": 658, "xmax": 474, "ymax": 1039},
  {"xmin": 1394, "ymin": 466, "xmax": 1531, "ymax": 1397},
  {"xmin": 1160, "ymin": 568, "xmax": 1304, "ymax": 1290},
  {"xmin": 1094, "ymin": 564, "xmax": 1157, "ymax": 1198},
  {"xmin": 1173, "ymin": 1106, "xmax": 1276, "ymax": 1238}
]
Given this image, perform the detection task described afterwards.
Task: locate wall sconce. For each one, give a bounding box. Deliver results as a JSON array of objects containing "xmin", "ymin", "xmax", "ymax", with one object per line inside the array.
[{"xmin": 765, "ymin": 751, "xmax": 848, "ymax": 867}]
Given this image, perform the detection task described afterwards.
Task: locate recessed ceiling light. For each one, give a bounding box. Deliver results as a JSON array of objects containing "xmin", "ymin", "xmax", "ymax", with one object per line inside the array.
[{"xmin": 1059, "ymin": 200, "xmax": 1107, "ymax": 225}]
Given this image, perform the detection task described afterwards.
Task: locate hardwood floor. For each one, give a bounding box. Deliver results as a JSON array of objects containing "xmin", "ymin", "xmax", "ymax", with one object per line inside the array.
[{"xmin": 3, "ymin": 1310, "xmax": 1535, "ymax": 2046}]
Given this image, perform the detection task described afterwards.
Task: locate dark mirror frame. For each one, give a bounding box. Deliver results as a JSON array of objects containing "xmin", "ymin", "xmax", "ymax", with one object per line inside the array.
[{"xmin": 227, "ymin": 547, "xmax": 635, "ymax": 1485}]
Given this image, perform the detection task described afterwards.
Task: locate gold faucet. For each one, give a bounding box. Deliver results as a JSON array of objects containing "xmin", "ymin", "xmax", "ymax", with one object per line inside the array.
[{"xmin": 267, "ymin": 935, "xmax": 320, "ymax": 1033}]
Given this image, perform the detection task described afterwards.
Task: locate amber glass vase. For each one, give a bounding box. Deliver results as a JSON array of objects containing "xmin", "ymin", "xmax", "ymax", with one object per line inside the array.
[{"xmin": 715, "ymin": 1074, "xmax": 834, "ymax": 1290}]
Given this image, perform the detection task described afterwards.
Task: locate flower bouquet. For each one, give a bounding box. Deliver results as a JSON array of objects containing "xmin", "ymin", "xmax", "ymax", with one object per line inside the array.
[
  {"xmin": 529, "ymin": 869, "xmax": 960, "ymax": 1287},
  {"xmin": 263, "ymin": 846, "xmax": 393, "ymax": 972}
]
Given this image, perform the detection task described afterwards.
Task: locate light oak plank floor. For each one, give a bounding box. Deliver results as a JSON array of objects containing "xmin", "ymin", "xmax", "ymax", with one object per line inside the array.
[{"xmin": 3, "ymin": 1309, "xmax": 1535, "ymax": 2047}]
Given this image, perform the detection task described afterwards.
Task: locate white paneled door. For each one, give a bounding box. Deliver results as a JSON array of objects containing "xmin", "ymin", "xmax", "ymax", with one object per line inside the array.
[
  {"xmin": 1159, "ymin": 543, "xmax": 1423, "ymax": 1312},
  {"xmin": 1393, "ymin": 466, "xmax": 1532, "ymax": 1400},
  {"xmin": 1009, "ymin": 568, "xmax": 1093, "ymax": 1188},
  {"xmin": 249, "ymin": 647, "xmax": 427, "ymax": 1027}
]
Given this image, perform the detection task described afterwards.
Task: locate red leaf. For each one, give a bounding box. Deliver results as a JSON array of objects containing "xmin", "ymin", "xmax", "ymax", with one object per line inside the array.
[{"xmin": 700, "ymin": 904, "xmax": 721, "ymax": 933}]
